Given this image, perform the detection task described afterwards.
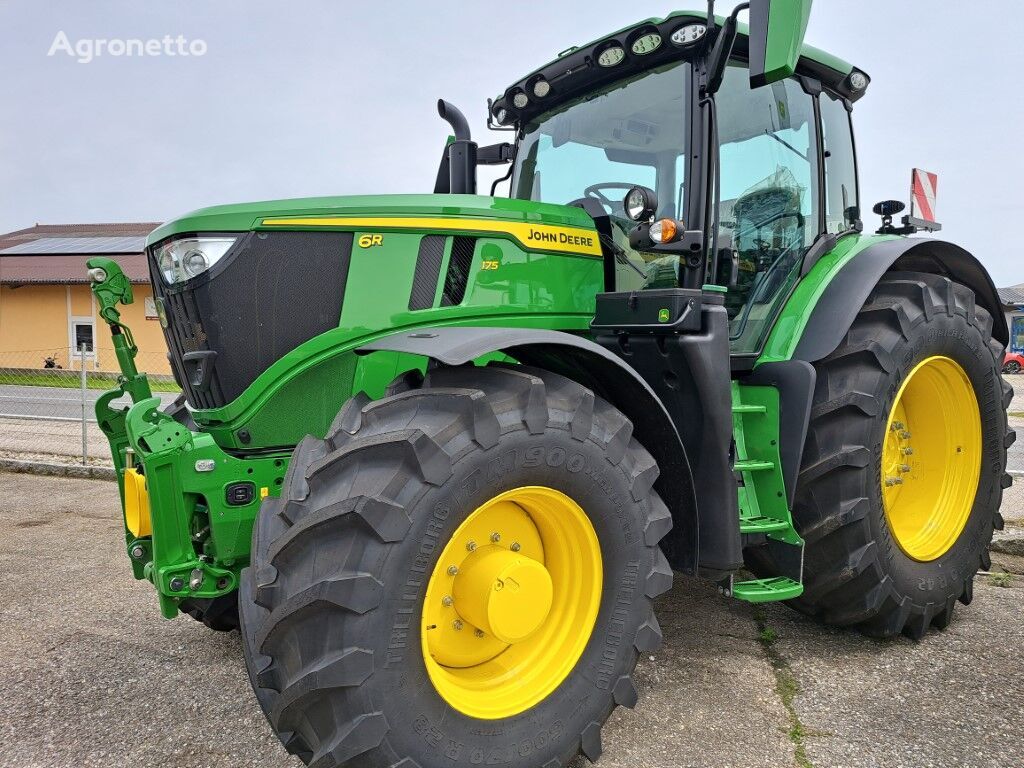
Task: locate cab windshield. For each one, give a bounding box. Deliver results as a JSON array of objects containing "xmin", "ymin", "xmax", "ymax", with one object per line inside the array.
[{"xmin": 512, "ymin": 61, "xmax": 690, "ymax": 243}]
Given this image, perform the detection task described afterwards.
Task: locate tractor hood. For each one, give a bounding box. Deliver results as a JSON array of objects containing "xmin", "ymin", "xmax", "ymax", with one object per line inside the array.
[
  {"xmin": 145, "ymin": 194, "xmax": 596, "ymax": 248},
  {"xmin": 145, "ymin": 194, "xmax": 604, "ymax": 415}
]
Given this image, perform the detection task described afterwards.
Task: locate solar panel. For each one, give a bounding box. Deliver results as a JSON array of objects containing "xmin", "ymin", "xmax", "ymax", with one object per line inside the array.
[{"xmin": 0, "ymin": 236, "xmax": 147, "ymax": 255}]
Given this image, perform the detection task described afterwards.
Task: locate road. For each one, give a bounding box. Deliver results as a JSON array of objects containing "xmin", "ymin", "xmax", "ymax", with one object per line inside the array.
[
  {"xmin": 1, "ymin": 471, "xmax": 1022, "ymax": 768},
  {"xmin": 0, "ymin": 384, "xmax": 177, "ymax": 422}
]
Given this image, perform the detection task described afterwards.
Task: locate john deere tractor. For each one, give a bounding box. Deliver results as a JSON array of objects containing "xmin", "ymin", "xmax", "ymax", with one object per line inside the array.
[{"xmin": 88, "ymin": 2, "xmax": 1012, "ymax": 765}]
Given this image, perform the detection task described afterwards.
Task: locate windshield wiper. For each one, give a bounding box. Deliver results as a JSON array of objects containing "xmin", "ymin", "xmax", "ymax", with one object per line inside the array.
[
  {"xmin": 599, "ymin": 233, "xmax": 647, "ymax": 279},
  {"xmin": 763, "ymin": 129, "xmax": 808, "ymax": 162}
]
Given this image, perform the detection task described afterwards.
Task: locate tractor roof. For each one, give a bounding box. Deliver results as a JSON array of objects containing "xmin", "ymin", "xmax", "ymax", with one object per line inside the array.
[{"xmin": 492, "ymin": 10, "xmax": 865, "ymax": 127}]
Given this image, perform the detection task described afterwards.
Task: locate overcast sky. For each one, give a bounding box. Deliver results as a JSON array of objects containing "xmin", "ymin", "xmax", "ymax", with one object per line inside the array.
[{"xmin": 2, "ymin": 1, "xmax": 1022, "ymax": 285}]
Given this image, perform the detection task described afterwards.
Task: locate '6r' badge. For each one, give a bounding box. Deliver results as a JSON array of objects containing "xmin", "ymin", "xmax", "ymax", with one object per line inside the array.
[{"xmin": 358, "ymin": 234, "xmax": 384, "ymax": 248}]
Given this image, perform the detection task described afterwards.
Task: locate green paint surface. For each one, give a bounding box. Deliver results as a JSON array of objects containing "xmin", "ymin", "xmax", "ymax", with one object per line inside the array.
[{"xmin": 757, "ymin": 233, "xmax": 899, "ymax": 364}]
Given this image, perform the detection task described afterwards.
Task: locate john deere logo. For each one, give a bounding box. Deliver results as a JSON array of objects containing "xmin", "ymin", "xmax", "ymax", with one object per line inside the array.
[{"xmin": 658, "ymin": 308, "xmax": 670, "ymax": 323}]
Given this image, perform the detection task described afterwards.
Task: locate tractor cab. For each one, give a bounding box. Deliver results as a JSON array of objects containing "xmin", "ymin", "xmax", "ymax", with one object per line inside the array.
[{"xmin": 486, "ymin": 5, "xmax": 868, "ymax": 357}]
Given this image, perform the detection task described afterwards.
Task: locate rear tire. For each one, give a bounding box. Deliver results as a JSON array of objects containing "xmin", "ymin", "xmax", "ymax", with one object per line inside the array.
[
  {"xmin": 239, "ymin": 363, "xmax": 673, "ymax": 767},
  {"xmin": 764, "ymin": 271, "xmax": 1012, "ymax": 638}
]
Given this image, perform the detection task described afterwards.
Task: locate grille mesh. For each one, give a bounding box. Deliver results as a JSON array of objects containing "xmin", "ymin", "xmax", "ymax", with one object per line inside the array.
[
  {"xmin": 408, "ymin": 235, "xmax": 446, "ymax": 310},
  {"xmin": 441, "ymin": 236, "xmax": 477, "ymax": 306},
  {"xmin": 152, "ymin": 231, "xmax": 352, "ymax": 408}
]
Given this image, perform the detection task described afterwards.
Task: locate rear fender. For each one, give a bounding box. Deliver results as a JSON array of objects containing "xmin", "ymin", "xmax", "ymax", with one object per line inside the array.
[
  {"xmin": 358, "ymin": 327, "xmax": 700, "ymax": 574},
  {"xmin": 793, "ymin": 238, "xmax": 1007, "ymax": 362}
]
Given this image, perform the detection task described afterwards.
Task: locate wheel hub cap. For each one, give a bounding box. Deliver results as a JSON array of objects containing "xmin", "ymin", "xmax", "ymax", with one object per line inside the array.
[
  {"xmin": 421, "ymin": 486, "xmax": 602, "ymax": 719},
  {"xmin": 881, "ymin": 355, "xmax": 982, "ymax": 561},
  {"xmin": 452, "ymin": 548, "xmax": 554, "ymax": 644}
]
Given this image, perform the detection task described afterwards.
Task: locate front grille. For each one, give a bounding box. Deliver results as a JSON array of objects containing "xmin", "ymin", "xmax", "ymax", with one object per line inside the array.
[{"xmin": 150, "ymin": 231, "xmax": 353, "ymax": 409}]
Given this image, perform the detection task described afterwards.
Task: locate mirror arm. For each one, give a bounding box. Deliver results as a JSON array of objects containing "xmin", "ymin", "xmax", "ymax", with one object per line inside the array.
[
  {"xmin": 477, "ymin": 142, "xmax": 514, "ymax": 165},
  {"xmin": 705, "ymin": 2, "xmax": 748, "ymax": 95}
]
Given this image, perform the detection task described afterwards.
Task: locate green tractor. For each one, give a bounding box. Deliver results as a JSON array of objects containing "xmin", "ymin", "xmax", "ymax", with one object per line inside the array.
[{"xmin": 88, "ymin": 1, "xmax": 1012, "ymax": 765}]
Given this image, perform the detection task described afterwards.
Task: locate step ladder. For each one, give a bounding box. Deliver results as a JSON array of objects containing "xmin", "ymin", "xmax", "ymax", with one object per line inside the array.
[{"xmin": 730, "ymin": 384, "xmax": 804, "ymax": 603}]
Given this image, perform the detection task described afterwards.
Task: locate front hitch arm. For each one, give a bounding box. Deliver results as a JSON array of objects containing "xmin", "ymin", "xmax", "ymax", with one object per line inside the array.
[{"xmin": 87, "ymin": 257, "xmax": 153, "ymax": 404}]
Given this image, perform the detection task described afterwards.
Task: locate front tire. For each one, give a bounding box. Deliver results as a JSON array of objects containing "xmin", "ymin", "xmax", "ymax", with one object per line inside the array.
[
  {"xmin": 240, "ymin": 363, "xmax": 673, "ymax": 767},
  {"xmin": 779, "ymin": 271, "xmax": 1012, "ymax": 638}
]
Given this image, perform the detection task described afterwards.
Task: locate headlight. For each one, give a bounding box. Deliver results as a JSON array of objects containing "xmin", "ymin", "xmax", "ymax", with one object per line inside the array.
[{"xmin": 154, "ymin": 236, "xmax": 237, "ymax": 284}]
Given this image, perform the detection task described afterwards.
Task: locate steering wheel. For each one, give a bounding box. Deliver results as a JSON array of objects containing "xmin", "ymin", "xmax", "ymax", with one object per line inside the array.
[{"xmin": 582, "ymin": 182, "xmax": 639, "ymax": 215}]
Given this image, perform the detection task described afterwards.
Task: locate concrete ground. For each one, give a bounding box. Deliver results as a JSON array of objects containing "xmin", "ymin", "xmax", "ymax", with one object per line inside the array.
[{"xmin": 1, "ymin": 472, "xmax": 1022, "ymax": 768}]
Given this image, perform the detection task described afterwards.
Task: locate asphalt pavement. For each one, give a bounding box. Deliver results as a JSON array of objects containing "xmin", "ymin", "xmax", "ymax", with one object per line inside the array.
[
  {"xmin": 0, "ymin": 384, "xmax": 177, "ymax": 422},
  {"xmin": 1, "ymin": 472, "xmax": 1021, "ymax": 768}
]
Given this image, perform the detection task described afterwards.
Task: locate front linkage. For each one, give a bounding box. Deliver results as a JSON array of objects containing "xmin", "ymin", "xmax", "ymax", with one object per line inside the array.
[{"xmin": 87, "ymin": 259, "xmax": 288, "ymax": 619}]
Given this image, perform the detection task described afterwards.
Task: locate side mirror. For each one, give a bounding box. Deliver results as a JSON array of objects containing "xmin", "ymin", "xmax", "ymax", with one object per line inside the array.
[{"xmin": 748, "ymin": 0, "xmax": 813, "ymax": 88}]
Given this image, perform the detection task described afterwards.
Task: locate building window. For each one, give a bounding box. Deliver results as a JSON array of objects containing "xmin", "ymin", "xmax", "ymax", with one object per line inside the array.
[
  {"xmin": 71, "ymin": 320, "xmax": 95, "ymax": 354},
  {"xmin": 1012, "ymin": 315, "xmax": 1024, "ymax": 353}
]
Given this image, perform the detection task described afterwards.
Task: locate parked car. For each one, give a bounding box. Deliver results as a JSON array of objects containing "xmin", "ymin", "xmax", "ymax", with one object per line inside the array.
[{"xmin": 1003, "ymin": 351, "xmax": 1024, "ymax": 374}]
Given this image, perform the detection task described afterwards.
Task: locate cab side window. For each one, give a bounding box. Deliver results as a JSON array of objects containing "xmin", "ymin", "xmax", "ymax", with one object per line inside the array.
[
  {"xmin": 715, "ymin": 65, "xmax": 819, "ymax": 354},
  {"xmin": 820, "ymin": 93, "xmax": 859, "ymax": 234}
]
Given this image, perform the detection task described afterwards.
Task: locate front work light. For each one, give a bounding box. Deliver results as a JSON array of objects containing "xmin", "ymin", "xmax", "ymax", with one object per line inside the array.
[
  {"xmin": 596, "ymin": 44, "xmax": 625, "ymax": 67},
  {"xmin": 624, "ymin": 186, "xmax": 658, "ymax": 221},
  {"xmin": 630, "ymin": 30, "xmax": 662, "ymax": 55},
  {"xmin": 670, "ymin": 24, "xmax": 707, "ymax": 46},
  {"xmin": 848, "ymin": 70, "xmax": 869, "ymax": 91},
  {"xmin": 155, "ymin": 236, "xmax": 237, "ymax": 285}
]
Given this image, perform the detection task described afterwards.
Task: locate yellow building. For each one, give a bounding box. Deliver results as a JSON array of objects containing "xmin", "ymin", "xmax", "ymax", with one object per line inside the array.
[{"xmin": 0, "ymin": 223, "xmax": 172, "ymax": 376}]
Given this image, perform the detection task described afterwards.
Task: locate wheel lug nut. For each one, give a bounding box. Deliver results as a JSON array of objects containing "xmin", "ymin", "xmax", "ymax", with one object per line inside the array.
[
  {"xmin": 903, "ymin": 448, "xmax": 914, "ymax": 455},
  {"xmin": 447, "ymin": 565, "xmax": 459, "ymax": 576},
  {"xmin": 474, "ymin": 629, "xmax": 485, "ymax": 638},
  {"xmin": 466, "ymin": 540, "xmax": 477, "ymax": 552},
  {"xmin": 442, "ymin": 595, "xmax": 453, "ymax": 607},
  {"xmin": 453, "ymin": 620, "xmax": 464, "ymax": 631},
  {"xmin": 490, "ymin": 532, "xmax": 501, "ymax": 543},
  {"xmin": 899, "ymin": 464, "xmax": 911, "ymax": 473},
  {"xmin": 900, "ymin": 431, "xmax": 911, "ymax": 439},
  {"xmin": 510, "ymin": 542, "xmax": 521, "ymax": 552},
  {"xmin": 891, "ymin": 421, "xmax": 904, "ymax": 431},
  {"xmin": 885, "ymin": 477, "xmax": 904, "ymax": 487}
]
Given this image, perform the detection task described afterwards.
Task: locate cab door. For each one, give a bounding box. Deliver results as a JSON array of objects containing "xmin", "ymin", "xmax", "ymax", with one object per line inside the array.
[{"xmin": 712, "ymin": 65, "xmax": 821, "ymax": 355}]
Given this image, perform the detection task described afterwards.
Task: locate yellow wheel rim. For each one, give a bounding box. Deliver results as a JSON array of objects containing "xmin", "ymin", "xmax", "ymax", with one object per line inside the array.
[
  {"xmin": 421, "ymin": 486, "xmax": 602, "ymax": 719},
  {"xmin": 881, "ymin": 355, "xmax": 982, "ymax": 561}
]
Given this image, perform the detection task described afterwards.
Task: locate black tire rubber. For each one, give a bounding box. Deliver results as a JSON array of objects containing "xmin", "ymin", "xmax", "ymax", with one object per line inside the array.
[
  {"xmin": 753, "ymin": 271, "xmax": 1013, "ymax": 639},
  {"xmin": 238, "ymin": 363, "xmax": 673, "ymax": 768}
]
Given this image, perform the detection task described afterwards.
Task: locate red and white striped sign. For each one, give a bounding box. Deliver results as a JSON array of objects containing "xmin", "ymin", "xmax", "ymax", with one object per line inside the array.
[{"xmin": 910, "ymin": 168, "xmax": 939, "ymax": 222}]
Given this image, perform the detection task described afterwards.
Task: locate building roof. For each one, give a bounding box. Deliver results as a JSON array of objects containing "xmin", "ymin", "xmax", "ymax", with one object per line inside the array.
[
  {"xmin": 0, "ymin": 223, "xmax": 157, "ymax": 285},
  {"xmin": 999, "ymin": 283, "xmax": 1024, "ymax": 307},
  {"xmin": 0, "ymin": 235, "xmax": 148, "ymax": 255}
]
